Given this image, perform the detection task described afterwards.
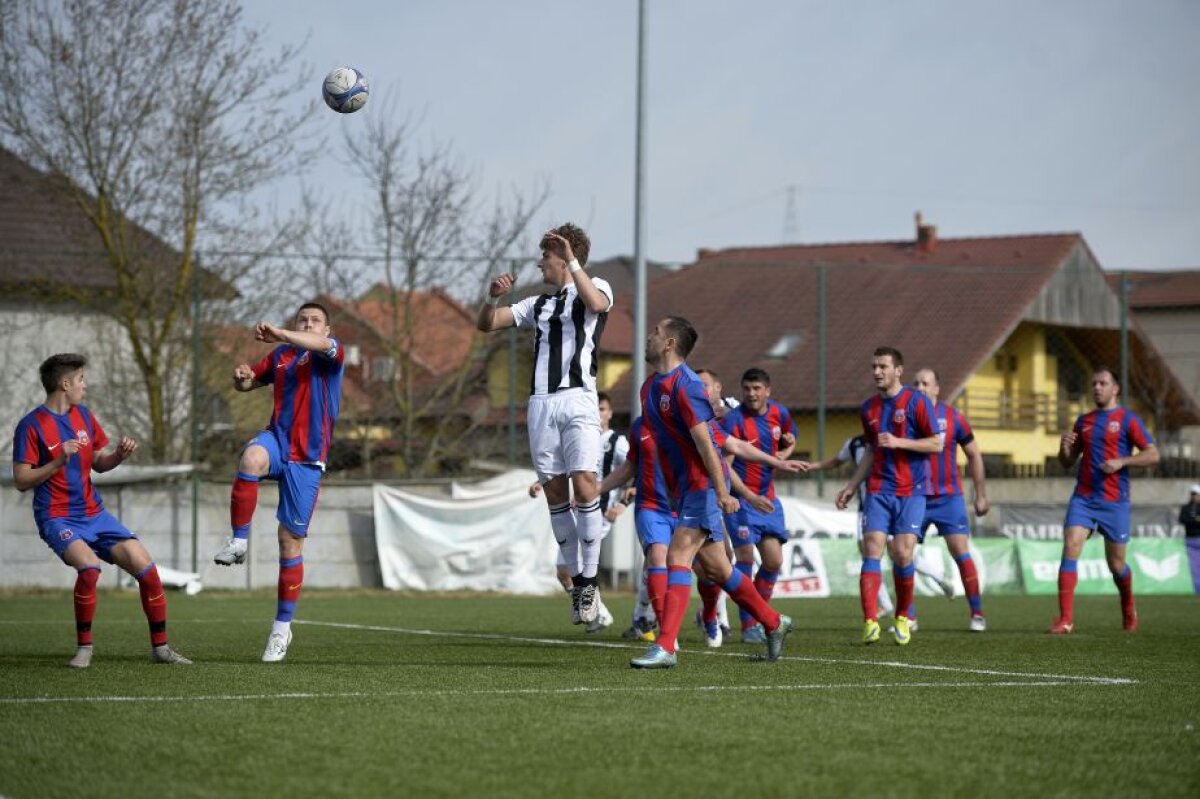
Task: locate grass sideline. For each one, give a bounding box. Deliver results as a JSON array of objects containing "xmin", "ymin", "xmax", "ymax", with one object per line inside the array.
[{"xmin": 1, "ymin": 590, "xmax": 1198, "ymax": 798}]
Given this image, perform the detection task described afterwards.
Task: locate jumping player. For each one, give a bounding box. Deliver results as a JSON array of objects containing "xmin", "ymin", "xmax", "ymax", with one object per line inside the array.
[
  {"xmin": 478, "ymin": 224, "xmax": 613, "ymax": 626},
  {"xmin": 12, "ymin": 354, "xmax": 191, "ymax": 668},
  {"xmin": 213, "ymin": 302, "xmax": 346, "ymax": 662},
  {"xmin": 1051, "ymin": 367, "xmax": 1158, "ymax": 634}
]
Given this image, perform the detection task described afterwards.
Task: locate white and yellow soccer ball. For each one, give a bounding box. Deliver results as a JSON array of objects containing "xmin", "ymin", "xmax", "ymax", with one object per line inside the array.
[{"xmin": 322, "ymin": 67, "xmax": 369, "ymax": 114}]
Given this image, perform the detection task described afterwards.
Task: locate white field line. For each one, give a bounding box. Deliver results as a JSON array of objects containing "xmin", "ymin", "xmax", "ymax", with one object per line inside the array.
[
  {"xmin": 298, "ymin": 620, "xmax": 1137, "ymax": 686},
  {"xmin": 0, "ymin": 681, "xmax": 1100, "ymax": 706}
]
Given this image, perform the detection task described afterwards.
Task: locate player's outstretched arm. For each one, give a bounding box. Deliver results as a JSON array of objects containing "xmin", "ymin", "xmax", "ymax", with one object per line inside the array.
[
  {"xmin": 597, "ymin": 459, "xmax": 633, "ymax": 497},
  {"xmin": 836, "ymin": 446, "xmax": 873, "ymax": 510},
  {"xmin": 255, "ymin": 323, "xmax": 333, "ymax": 354},
  {"xmin": 1103, "ymin": 442, "xmax": 1160, "ymax": 474},
  {"xmin": 477, "ymin": 273, "xmax": 518, "ymax": 332}
]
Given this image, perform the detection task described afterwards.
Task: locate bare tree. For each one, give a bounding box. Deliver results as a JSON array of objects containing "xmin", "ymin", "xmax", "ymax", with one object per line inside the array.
[
  {"xmin": 341, "ymin": 102, "xmax": 548, "ymax": 476},
  {"xmin": 0, "ymin": 0, "xmax": 315, "ymax": 461}
]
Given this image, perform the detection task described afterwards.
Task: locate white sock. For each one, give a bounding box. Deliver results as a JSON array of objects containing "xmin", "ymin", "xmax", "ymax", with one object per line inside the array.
[
  {"xmin": 717, "ymin": 592, "xmax": 730, "ymax": 627},
  {"xmin": 575, "ymin": 499, "xmax": 604, "ymax": 580},
  {"xmin": 877, "ymin": 583, "xmax": 895, "ymax": 614},
  {"xmin": 634, "ymin": 570, "xmax": 654, "ymax": 623},
  {"xmin": 548, "ymin": 502, "xmax": 579, "ymax": 575},
  {"xmin": 272, "ymin": 619, "xmax": 291, "ymax": 637}
]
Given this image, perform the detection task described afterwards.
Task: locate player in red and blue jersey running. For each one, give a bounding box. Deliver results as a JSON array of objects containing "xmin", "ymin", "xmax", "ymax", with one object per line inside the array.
[
  {"xmin": 214, "ymin": 302, "xmax": 346, "ymax": 662},
  {"xmin": 629, "ymin": 317, "xmax": 793, "ymax": 669},
  {"xmin": 837, "ymin": 346, "xmax": 942, "ymax": 646},
  {"xmin": 913, "ymin": 368, "xmax": 990, "ymax": 632},
  {"xmin": 1051, "ymin": 366, "xmax": 1158, "ymax": 634},
  {"xmin": 720, "ymin": 367, "xmax": 798, "ymax": 643},
  {"xmin": 11, "ymin": 354, "xmax": 191, "ymax": 668}
]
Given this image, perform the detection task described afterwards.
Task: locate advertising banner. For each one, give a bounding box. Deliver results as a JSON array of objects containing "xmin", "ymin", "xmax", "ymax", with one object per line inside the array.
[{"xmin": 1016, "ymin": 538, "xmax": 1192, "ymax": 595}]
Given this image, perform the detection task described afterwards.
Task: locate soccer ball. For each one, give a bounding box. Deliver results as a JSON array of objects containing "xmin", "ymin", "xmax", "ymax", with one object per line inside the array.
[{"xmin": 322, "ymin": 67, "xmax": 369, "ymax": 114}]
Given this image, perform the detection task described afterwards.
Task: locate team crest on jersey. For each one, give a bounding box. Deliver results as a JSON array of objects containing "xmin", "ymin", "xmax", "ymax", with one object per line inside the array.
[
  {"xmin": 938, "ymin": 418, "xmax": 947, "ymax": 432},
  {"xmin": 59, "ymin": 530, "xmax": 73, "ymax": 541},
  {"xmin": 771, "ymin": 425, "xmax": 782, "ymax": 440},
  {"xmin": 659, "ymin": 393, "xmax": 671, "ymax": 413},
  {"xmin": 1108, "ymin": 421, "xmax": 1121, "ymax": 433},
  {"xmin": 297, "ymin": 352, "xmax": 310, "ymax": 366},
  {"xmin": 75, "ymin": 429, "xmax": 89, "ymax": 447},
  {"xmin": 893, "ymin": 409, "xmax": 906, "ymax": 425}
]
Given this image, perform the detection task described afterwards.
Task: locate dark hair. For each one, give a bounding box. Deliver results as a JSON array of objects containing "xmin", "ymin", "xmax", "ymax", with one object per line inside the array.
[
  {"xmin": 597, "ymin": 391, "xmax": 611, "ymax": 405},
  {"xmin": 1093, "ymin": 365, "xmax": 1120, "ymax": 388},
  {"xmin": 873, "ymin": 346, "xmax": 904, "ymax": 367},
  {"xmin": 695, "ymin": 368, "xmax": 719, "ymax": 380},
  {"xmin": 742, "ymin": 367, "xmax": 771, "ymax": 386},
  {"xmin": 297, "ymin": 302, "xmax": 330, "ymax": 324},
  {"xmin": 540, "ymin": 222, "xmax": 591, "ymax": 267},
  {"xmin": 40, "ymin": 353, "xmax": 87, "ymax": 394},
  {"xmin": 663, "ymin": 316, "xmax": 699, "ymax": 358}
]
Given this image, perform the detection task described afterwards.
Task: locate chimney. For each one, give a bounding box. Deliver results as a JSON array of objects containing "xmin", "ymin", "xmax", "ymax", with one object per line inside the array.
[{"xmin": 914, "ymin": 210, "xmax": 937, "ymax": 254}]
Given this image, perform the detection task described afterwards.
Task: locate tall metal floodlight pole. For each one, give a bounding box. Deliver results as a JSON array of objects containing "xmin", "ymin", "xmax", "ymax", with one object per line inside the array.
[
  {"xmin": 631, "ymin": 0, "xmax": 647, "ymax": 415},
  {"xmin": 629, "ymin": 0, "xmax": 648, "ymax": 588}
]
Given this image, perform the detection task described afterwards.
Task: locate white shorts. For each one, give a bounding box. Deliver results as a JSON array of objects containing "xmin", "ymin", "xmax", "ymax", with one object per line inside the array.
[{"xmin": 527, "ymin": 389, "xmax": 601, "ymax": 483}]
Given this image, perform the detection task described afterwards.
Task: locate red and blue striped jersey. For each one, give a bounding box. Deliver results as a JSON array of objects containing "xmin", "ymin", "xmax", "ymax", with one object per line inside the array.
[
  {"xmin": 1068, "ymin": 407, "xmax": 1153, "ymax": 503},
  {"xmin": 925, "ymin": 402, "xmax": 975, "ymax": 497},
  {"xmin": 251, "ymin": 339, "xmax": 346, "ymax": 466},
  {"xmin": 628, "ymin": 416, "xmax": 672, "ymax": 513},
  {"xmin": 640, "ymin": 364, "xmax": 718, "ymax": 502},
  {"xmin": 12, "ymin": 404, "xmax": 108, "ymax": 526},
  {"xmin": 860, "ymin": 387, "xmax": 937, "ymax": 497},
  {"xmin": 720, "ymin": 400, "xmax": 797, "ymax": 500}
]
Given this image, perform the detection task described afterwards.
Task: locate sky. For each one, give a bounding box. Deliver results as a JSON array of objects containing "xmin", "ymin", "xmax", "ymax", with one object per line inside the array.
[{"xmin": 242, "ymin": 0, "xmax": 1200, "ymax": 270}]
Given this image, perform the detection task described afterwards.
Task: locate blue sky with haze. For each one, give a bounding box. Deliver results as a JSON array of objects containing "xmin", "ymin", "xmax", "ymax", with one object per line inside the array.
[{"xmin": 244, "ymin": 0, "xmax": 1199, "ymax": 269}]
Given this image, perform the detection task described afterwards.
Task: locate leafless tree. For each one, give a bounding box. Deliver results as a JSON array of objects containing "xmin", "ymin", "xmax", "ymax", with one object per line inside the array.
[{"xmin": 0, "ymin": 0, "xmax": 315, "ymax": 461}]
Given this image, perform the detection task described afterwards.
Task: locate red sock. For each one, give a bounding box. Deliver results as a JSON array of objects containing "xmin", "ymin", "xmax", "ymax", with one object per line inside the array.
[
  {"xmin": 860, "ymin": 569, "xmax": 881, "ymax": 622},
  {"xmin": 136, "ymin": 564, "xmax": 168, "ymax": 647},
  {"xmin": 723, "ymin": 569, "xmax": 781, "ymax": 631},
  {"xmin": 657, "ymin": 566, "xmax": 692, "ymax": 654},
  {"xmin": 753, "ymin": 569, "xmax": 779, "ymax": 604},
  {"xmin": 647, "ymin": 568, "xmax": 668, "ymax": 623},
  {"xmin": 230, "ymin": 472, "xmax": 259, "ymax": 537},
  {"xmin": 277, "ymin": 557, "xmax": 304, "ymax": 621},
  {"xmin": 73, "ymin": 567, "xmax": 101, "ymax": 646},
  {"xmin": 958, "ymin": 555, "xmax": 983, "ymax": 615},
  {"xmin": 698, "ymin": 581, "xmax": 721, "ymax": 623},
  {"xmin": 1114, "ymin": 566, "xmax": 1134, "ymax": 614},
  {"xmin": 894, "ymin": 564, "xmax": 915, "ymax": 620},
  {"xmin": 1058, "ymin": 568, "xmax": 1078, "ymax": 622}
]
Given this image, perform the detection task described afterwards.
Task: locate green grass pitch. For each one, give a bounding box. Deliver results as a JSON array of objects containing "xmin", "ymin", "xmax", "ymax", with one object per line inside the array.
[{"xmin": 2, "ymin": 590, "xmax": 1198, "ymax": 798}]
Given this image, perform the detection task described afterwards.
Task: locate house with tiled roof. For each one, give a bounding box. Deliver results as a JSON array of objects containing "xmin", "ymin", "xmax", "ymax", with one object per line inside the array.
[{"xmin": 606, "ymin": 216, "xmax": 1197, "ymax": 470}]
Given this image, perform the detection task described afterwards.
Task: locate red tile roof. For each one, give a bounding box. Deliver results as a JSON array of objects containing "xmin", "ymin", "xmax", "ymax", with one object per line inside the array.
[
  {"xmin": 609, "ymin": 233, "xmax": 1085, "ymax": 412},
  {"xmin": 1106, "ymin": 269, "xmax": 1200, "ymax": 309}
]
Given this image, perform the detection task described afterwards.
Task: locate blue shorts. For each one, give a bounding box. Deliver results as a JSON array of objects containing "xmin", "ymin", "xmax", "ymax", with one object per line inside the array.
[
  {"xmin": 675, "ymin": 490, "xmax": 727, "ymax": 541},
  {"xmin": 863, "ymin": 493, "xmax": 926, "ymax": 537},
  {"xmin": 921, "ymin": 494, "xmax": 971, "ymax": 539},
  {"xmin": 635, "ymin": 509, "xmax": 676, "ymax": 551},
  {"xmin": 39, "ymin": 511, "xmax": 136, "ymax": 564},
  {"xmin": 725, "ymin": 509, "xmax": 752, "ymax": 547},
  {"xmin": 733, "ymin": 498, "xmax": 790, "ymax": 547},
  {"xmin": 247, "ymin": 431, "xmax": 323, "ymax": 536},
  {"xmin": 1064, "ymin": 495, "xmax": 1131, "ymax": 543}
]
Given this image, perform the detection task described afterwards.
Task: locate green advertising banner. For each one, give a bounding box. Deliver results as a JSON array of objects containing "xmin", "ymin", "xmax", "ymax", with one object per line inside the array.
[
  {"xmin": 806, "ymin": 538, "xmax": 1023, "ymax": 598},
  {"xmin": 1016, "ymin": 538, "xmax": 1193, "ymax": 595}
]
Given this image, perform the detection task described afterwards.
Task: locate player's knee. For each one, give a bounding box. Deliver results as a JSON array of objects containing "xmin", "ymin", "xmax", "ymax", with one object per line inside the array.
[{"xmin": 239, "ymin": 445, "xmax": 270, "ymax": 475}]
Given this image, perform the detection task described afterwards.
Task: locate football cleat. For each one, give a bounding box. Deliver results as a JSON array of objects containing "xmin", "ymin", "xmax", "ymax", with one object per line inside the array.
[
  {"xmin": 969, "ymin": 614, "xmax": 988, "ymax": 632},
  {"xmin": 1048, "ymin": 617, "xmax": 1075, "ymax": 635},
  {"xmin": 1123, "ymin": 608, "xmax": 1138, "ymax": 632},
  {"xmin": 213, "ymin": 537, "xmax": 248, "ymax": 566},
  {"xmin": 262, "ymin": 629, "xmax": 293, "ymax": 662},
  {"xmin": 151, "ymin": 645, "xmax": 192, "ymax": 665},
  {"xmin": 68, "ymin": 645, "xmax": 93, "ymax": 669},
  {"xmin": 766, "ymin": 615, "xmax": 793, "ymax": 661},
  {"xmin": 622, "ymin": 618, "xmax": 657, "ymax": 642},
  {"xmin": 570, "ymin": 587, "xmax": 583, "ymax": 625},
  {"xmin": 704, "ymin": 619, "xmax": 724, "ymax": 649},
  {"xmin": 742, "ymin": 624, "xmax": 767, "ymax": 644},
  {"xmin": 892, "ymin": 615, "xmax": 913, "ymax": 646},
  {"xmin": 586, "ymin": 600, "xmax": 613, "ymax": 634},
  {"xmin": 862, "ymin": 619, "xmax": 881, "ymax": 644},
  {"xmin": 577, "ymin": 584, "xmax": 600, "ymax": 624},
  {"xmin": 630, "ymin": 644, "xmax": 677, "ymax": 669}
]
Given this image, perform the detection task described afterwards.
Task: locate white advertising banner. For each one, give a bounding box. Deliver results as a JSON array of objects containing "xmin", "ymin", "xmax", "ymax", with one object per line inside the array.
[
  {"xmin": 373, "ymin": 478, "xmax": 561, "ymax": 594},
  {"xmin": 767, "ymin": 495, "xmax": 858, "ymax": 598}
]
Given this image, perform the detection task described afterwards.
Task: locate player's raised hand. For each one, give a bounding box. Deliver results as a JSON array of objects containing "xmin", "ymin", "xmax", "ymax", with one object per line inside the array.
[
  {"xmin": 542, "ymin": 231, "xmax": 575, "ymax": 263},
  {"xmin": 489, "ymin": 273, "xmax": 516, "ymax": 298},
  {"xmin": 255, "ymin": 322, "xmax": 285, "ymax": 343},
  {"xmin": 115, "ymin": 437, "xmax": 138, "ymax": 461}
]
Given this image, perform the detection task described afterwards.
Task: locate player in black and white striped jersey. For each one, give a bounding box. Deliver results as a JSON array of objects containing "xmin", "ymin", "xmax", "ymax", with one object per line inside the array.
[{"xmin": 478, "ymin": 223, "xmax": 614, "ymax": 626}]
